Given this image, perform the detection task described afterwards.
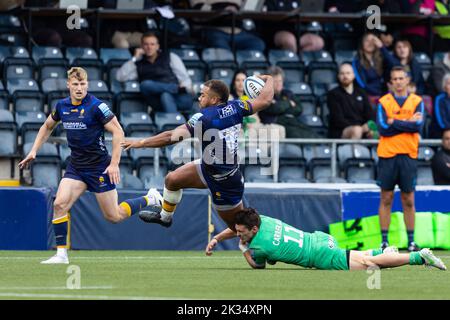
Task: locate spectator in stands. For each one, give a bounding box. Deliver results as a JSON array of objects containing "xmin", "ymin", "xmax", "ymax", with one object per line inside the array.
[
  {"xmin": 399, "ymin": 0, "xmax": 435, "ymax": 54},
  {"xmin": 0, "ymin": 0, "xmax": 24, "ymax": 11},
  {"xmin": 387, "ymin": 39, "xmax": 426, "ymax": 95},
  {"xmin": 229, "ymin": 69, "xmax": 286, "ymax": 139},
  {"xmin": 434, "ymin": 0, "xmax": 450, "ymax": 52},
  {"xmin": 376, "ymin": 66, "xmax": 424, "ymax": 252},
  {"xmin": 431, "ymin": 51, "xmax": 450, "ymax": 94},
  {"xmin": 327, "ymin": 63, "xmax": 376, "ymax": 139},
  {"xmin": 190, "ymin": 0, "xmax": 265, "ymax": 51},
  {"xmin": 258, "ymin": 66, "xmax": 319, "ymax": 138},
  {"xmin": 431, "ymin": 129, "xmax": 450, "ymax": 185},
  {"xmin": 430, "ymin": 74, "xmax": 450, "ymax": 138},
  {"xmin": 264, "ymin": 0, "xmax": 324, "ymax": 53},
  {"xmin": 352, "ymin": 33, "xmax": 396, "ymax": 97},
  {"xmin": 116, "ymin": 32, "xmax": 194, "ymax": 113}
]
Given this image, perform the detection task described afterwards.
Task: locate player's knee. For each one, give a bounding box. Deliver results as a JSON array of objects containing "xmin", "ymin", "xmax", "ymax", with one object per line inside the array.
[
  {"xmin": 105, "ymin": 214, "xmax": 122, "ymax": 224},
  {"xmin": 401, "ymin": 195, "xmax": 414, "ymax": 209},
  {"xmin": 165, "ymin": 172, "xmax": 179, "ymax": 190},
  {"xmin": 53, "ymin": 199, "xmax": 69, "ymax": 215},
  {"xmin": 381, "ymin": 193, "xmax": 394, "ymax": 207}
]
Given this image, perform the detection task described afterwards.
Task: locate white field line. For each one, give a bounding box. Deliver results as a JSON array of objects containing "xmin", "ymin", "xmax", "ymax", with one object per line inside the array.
[
  {"xmin": 0, "ymin": 286, "xmax": 113, "ymax": 290},
  {"xmin": 0, "ymin": 293, "xmax": 191, "ymax": 300},
  {"xmin": 0, "ymin": 256, "xmax": 243, "ymax": 260}
]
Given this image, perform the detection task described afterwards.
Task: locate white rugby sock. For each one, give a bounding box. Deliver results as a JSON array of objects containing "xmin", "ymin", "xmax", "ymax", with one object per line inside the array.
[{"xmin": 160, "ymin": 187, "xmax": 183, "ymax": 222}]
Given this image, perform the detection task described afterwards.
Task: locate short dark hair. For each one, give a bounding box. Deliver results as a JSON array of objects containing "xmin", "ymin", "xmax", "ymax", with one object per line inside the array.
[
  {"xmin": 204, "ymin": 79, "xmax": 230, "ymax": 103},
  {"xmin": 141, "ymin": 31, "xmax": 159, "ymax": 43},
  {"xmin": 235, "ymin": 208, "xmax": 261, "ymax": 230},
  {"xmin": 390, "ymin": 66, "xmax": 408, "ymax": 76}
]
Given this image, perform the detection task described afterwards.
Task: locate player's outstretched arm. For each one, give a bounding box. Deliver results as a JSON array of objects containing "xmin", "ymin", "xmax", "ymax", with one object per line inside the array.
[
  {"xmin": 240, "ymin": 240, "xmax": 266, "ymax": 269},
  {"xmin": 247, "ymin": 75, "xmax": 274, "ymax": 114},
  {"xmin": 18, "ymin": 115, "xmax": 58, "ymax": 169},
  {"xmin": 205, "ymin": 228, "xmax": 237, "ymax": 256},
  {"xmin": 121, "ymin": 124, "xmax": 191, "ymax": 151},
  {"xmin": 104, "ymin": 117, "xmax": 125, "ymax": 185}
]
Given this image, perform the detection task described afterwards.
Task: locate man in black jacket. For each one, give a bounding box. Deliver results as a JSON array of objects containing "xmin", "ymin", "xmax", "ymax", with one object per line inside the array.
[
  {"xmin": 432, "ymin": 129, "xmax": 450, "ymax": 185},
  {"xmin": 327, "ymin": 63, "xmax": 376, "ymax": 139}
]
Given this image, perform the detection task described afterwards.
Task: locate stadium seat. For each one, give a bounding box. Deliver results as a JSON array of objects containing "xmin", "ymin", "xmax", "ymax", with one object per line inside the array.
[
  {"xmin": 209, "ymin": 67, "xmax": 235, "ymax": 86},
  {"xmin": 244, "ymin": 165, "xmax": 274, "ymax": 183},
  {"xmin": 268, "ymin": 49, "xmax": 300, "ymax": 65},
  {"xmin": 0, "ymin": 14, "xmax": 21, "ymax": 29},
  {"xmin": 15, "ymin": 111, "xmax": 46, "ymax": 144},
  {"xmin": 165, "ymin": 140, "xmax": 199, "ymax": 170},
  {"xmin": 120, "ymin": 111, "xmax": 156, "ymax": 136},
  {"xmin": 65, "ymin": 47, "xmax": 99, "ymax": 64},
  {"xmin": 12, "ymin": 91, "xmax": 45, "ymax": 112},
  {"xmin": 338, "ymin": 144, "xmax": 375, "ymax": 182},
  {"xmin": 0, "ymin": 46, "xmax": 29, "ymax": 65},
  {"xmin": 268, "ymin": 50, "xmax": 305, "ymax": 83},
  {"xmin": 417, "ymin": 165, "xmax": 434, "ymax": 185},
  {"xmin": 7, "ymin": 79, "xmax": 39, "ymax": 95},
  {"xmin": 0, "ymin": 32, "xmax": 27, "ymax": 47},
  {"xmin": 133, "ymin": 148, "xmax": 168, "ymax": 185},
  {"xmin": 154, "ymin": 112, "xmax": 186, "ymax": 132},
  {"xmin": 115, "ymin": 92, "xmax": 148, "ymax": 117},
  {"xmin": 297, "ymin": 95, "xmax": 317, "ymax": 115},
  {"xmin": 284, "ymin": 82, "xmax": 312, "ymax": 96},
  {"xmin": 116, "ymin": 173, "xmax": 145, "ymax": 190},
  {"xmin": 302, "ymin": 50, "xmax": 333, "ymax": 66},
  {"xmin": 277, "ymin": 143, "xmax": 308, "ymax": 181},
  {"xmin": 201, "ymin": 48, "xmax": 235, "ymax": 66},
  {"xmin": 0, "ymin": 90, "xmax": 9, "ymax": 110},
  {"xmin": 171, "ymin": 48, "xmax": 201, "ymax": 62},
  {"xmin": 418, "ymin": 146, "xmax": 435, "ymax": 162},
  {"xmin": 123, "ymin": 81, "xmax": 140, "ymax": 93},
  {"xmin": 308, "ymin": 61, "xmax": 338, "ymax": 86},
  {"xmin": 298, "ymin": 114, "xmax": 327, "ymax": 136},
  {"xmin": 100, "ymin": 48, "xmax": 132, "ymax": 65},
  {"xmin": 278, "ymin": 143, "xmax": 304, "ymax": 165},
  {"xmin": 312, "ymin": 83, "xmax": 338, "ymax": 97},
  {"xmin": 278, "ymin": 165, "xmax": 309, "ymax": 183},
  {"xmin": 32, "ymin": 46, "xmax": 64, "ymax": 64},
  {"xmin": 41, "ymin": 78, "xmax": 67, "ymax": 94},
  {"xmin": 23, "ymin": 142, "xmax": 61, "ymax": 188},
  {"xmin": 433, "ymin": 52, "xmax": 446, "ymax": 65},
  {"xmin": 38, "ymin": 59, "xmax": 68, "ymax": 81},
  {"xmin": 47, "ymin": 91, "xmax": 69, "ymax": 111},
  {"xmin": 331, "ymin": 34, "xmax": 358, "ymax": 52},
  {"xmin": 334, "ymin": 50, "xmax": 356, "ymax": 66},
  {"xmin": 235, "ymin": 50, "xmax": 268, "ymax": 70},
  {"xmin": 0, "ymin": 109, "xmax": 18, "ymax": 157},
  {"xmin": 88, "ymin": 80, "xmax": 109, "ymax": 93},
  {"xmin": 415, "ymin": 52, "xmax": 432, "ymax": 81},
  {"xmin": 73, "ymin": 58, "xmax": 103, "ymax": 80},
  {"xmin": 3, "ymin": 57, "xmax": 34, "ymax": 80},
  {"xmin": 303, "ymin": 144, "xmax": 333, "ymax": 182}
]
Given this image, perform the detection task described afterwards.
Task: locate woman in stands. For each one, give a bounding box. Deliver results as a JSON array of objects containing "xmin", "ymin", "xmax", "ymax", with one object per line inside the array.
[
  {"xmin": 389, "ymin": 39, "xmax": 426, "ymax": 95},
  {"xmin": 352, "ymin": 33, "xmax": 396, "ymax": 97}
]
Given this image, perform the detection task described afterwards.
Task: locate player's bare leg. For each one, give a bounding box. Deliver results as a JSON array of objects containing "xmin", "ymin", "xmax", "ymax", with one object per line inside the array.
[
  {"xmin": 349, "ymin": 249, "xmax": 446, "ymax": 271},
  {"xmin": 217, "ymin": 202, "xmax": 244, "ymax": 232},
  {"xmin": 139, "ymin": 161, "xmax": 207, "ymax": 227},
  {"xmin": 41, "ymin": 178, "xmax": 87, "ymax": 264}
]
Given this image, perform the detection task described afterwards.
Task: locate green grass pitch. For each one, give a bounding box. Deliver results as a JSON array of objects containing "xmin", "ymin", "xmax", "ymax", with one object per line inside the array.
[{"xmin": 0, "ymin": 250, "xmax": 449, "ymax": 300}]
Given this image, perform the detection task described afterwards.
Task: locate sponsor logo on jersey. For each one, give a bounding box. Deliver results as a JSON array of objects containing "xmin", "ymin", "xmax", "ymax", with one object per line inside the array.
[
  {"xmin": 71, "ymin": 109, "xmax": 78, "ymax": 113},
  {"xmin": 79, "ymin": 108, "xmax": 85, "ymax": 118},
  {"xmin": 218, "ymin": 105, "xmax": 236, "ymax": 119},
  {"xmin": 99, "ymin": 175, "xmax": 106, "ymax": 187},
  {"xmin": 63, "ymin": 122, "xmax": 87, "ymax": 130},
  {"xmin": 98, "ymin": 103, "xmax": 113, "ymax": 118}
]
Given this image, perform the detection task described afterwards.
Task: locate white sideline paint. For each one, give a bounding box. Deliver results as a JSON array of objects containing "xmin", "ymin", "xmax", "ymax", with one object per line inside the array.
[
  {"xmin": 0, "ymin": 286, "xmax": 113, "ymax": 290},
  {"xmin": 0, "ymin": 293, "xmax": 189, "ymax": 300},
  {"xmin": 0, "ymin": 256, "xmax": 244, "ymax": 260}
]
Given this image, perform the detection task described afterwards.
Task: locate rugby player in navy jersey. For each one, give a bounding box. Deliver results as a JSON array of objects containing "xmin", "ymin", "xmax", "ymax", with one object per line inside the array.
[
  {"xmin": 121, "ymin": 76, "xmax": 274, "ymax": 231},
  {"xmin": 19, "ymin": 67, "xmax": 160, "ymax": 264}
]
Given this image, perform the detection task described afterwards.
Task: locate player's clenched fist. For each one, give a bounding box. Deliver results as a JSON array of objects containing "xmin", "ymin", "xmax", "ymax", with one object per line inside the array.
[{"xmin": 18, "ymin": 151, "xmax": 37, "ymax": 169}]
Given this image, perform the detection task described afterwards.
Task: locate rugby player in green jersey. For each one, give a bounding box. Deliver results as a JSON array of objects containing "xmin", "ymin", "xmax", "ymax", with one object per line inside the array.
[{"xmin": 206, "ymin": 208, "xmax": 446, "ymax": 271}]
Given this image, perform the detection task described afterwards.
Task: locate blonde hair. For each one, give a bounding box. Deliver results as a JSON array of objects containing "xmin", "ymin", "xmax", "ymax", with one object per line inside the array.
[{"xmin": 67, "ymin": 67, "xmax": 88, "ymax": 81}]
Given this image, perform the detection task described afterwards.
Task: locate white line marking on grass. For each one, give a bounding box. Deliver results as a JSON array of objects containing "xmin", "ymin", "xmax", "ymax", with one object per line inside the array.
[
  {"xmin": 0, "ymin": 293, "xmax": 191, "ymax": 300},
  {"xmin": 0, "ymin": 286, "xmax": 113, "ymax": 290},
  {"xmin": 0, "ymin": 256, "xmax": 244, "ymax": 260}
]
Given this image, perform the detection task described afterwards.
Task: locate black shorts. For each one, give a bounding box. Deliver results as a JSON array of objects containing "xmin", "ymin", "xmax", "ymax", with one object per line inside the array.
[{"xmin": 376, "ymin": 154, "xmax": 417, "ymax": 193}]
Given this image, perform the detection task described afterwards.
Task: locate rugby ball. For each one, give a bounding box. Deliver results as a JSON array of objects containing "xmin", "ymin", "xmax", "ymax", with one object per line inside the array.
[{"xmin": 244, "ymin": 76, "xmax": 265, "ymax": 99}]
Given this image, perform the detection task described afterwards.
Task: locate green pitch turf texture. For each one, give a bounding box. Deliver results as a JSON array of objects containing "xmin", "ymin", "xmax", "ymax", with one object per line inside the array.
[{"xmin": 0, "ymin": 250, "xmax": 449, "ymax": 300}]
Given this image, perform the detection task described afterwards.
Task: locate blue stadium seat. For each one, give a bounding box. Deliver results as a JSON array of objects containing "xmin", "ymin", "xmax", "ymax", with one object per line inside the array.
[
  {"xmin": 3, "ymin": 58, "xmax": 34, "ymax": 80},
  {"xmin": 209, "ymin": 67, "xmax": 235, "ymax": 86},
  {"xmin": 0, "ymin": 109, "xmax": 18, "ymax": 157},
  {"xmin": 268, "ymin": 49, "xmax": 300, "ymax": 65},
  {"xmin": 334, "ymin": 50, "xmax": 356, "ymax": 66},
  {"xmin": 415, "ymin": 52, "xmax": 432, "ymax": 81},
  {"xmin": 302, "ymin": 50, "xmax": 333, "ymax": 66},
  {"xmin": 278, "ymin": 165, "xmax": 309, "ymax": 183},
  {"xmin": 100, "ymin": 48, "xmax": 132, "ymax": 65},
  {"xmin": 296, "ymin": 95, "xmax": 317, "ymax": 115},
  {"xmin": 123, "ymin": 81, "xmax": 140, "ymax": 93},
  {"xmin": 115, "ymin": 92, "xmax": 148, "ymax": 117},
  {"xmin": 65, "ymin": 47, "xmax": 98, "ymax": 64},
  {"xmin": 41, "ymin": 78, "xmax": 67, "ymax": 94},
  {"xmin": 0, "ymin": 90, "xmax": 9, "ymax": 110},
  {"xmin": 284, "ymin": 82, "xmax": 312, "ymax": 96},
  {"xmin": 12, "ymin": 91, "xmax": 45, "ymax": 112},
  {"xmin": 120, "ymin": 111, "xmax": 156, "ymax": 136},
  {"xmin": 7, "ymin": 79, "xmax": 39, "ymax": 95},
  {"xmin": 38, "ymin": 59, "xmax": 68, "ymax": 81},
  {"xmin": 154, "ymin": 112, "xmax": 186, "ymax": 132},
  {"xmin": 433, "ymin": 52, "xmax": 446, "ymax": 65},
  {"xmin": 165, "ymin": 140, "xmax": 199, "ymax": 170},
  {"xmin": 73, "ymin": 59, "xmax": 103, "ymax": 80},
  {"xmin": 244, "ymin": 165, "xmax": 274, "ymax": 183},
  {"xmin": 201, "ymin": 48, "xmax": 235, "ymax": 65},
  {"xmin": 23, "ymin": 142, "xmax": 61, "ymax": 188},
  {"xmin": 308, "ymin": 61, "xmax": 338, "ymax": 85},
  {"xmin": 0, "ymin": 14, "xmax": 21, "ymax": 28},
  {"xmin": 235, "ymin": 50, "xmax": 268, "ymax": 70},
  {"xmin": 298, "ymin": 114, "xmax": 327, "ymax": 136},
  {"xmin": 32, "ymin": 46, "xmax": 65, "ymax": 66},
  {"xmin": 15, "ymin": 111, "xmax": 46, "ymax": 144},
  {"xmin": 0, "ymin": 46, "xmax": 29, "ymax": 63},
  {"xmin": 171, "ymin": 48, "xmax": 201, "ymax": 62},
  {"xmin": 0, "ymin": 32, "xmax": 27, "ymax": 46},
  {"xmin": 116, "ymin": 173, "xmax": 145, "ymax": 190},
  {"xmin": 338, "ymin": 144, "xmax": 375, "ymax": 182}
]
